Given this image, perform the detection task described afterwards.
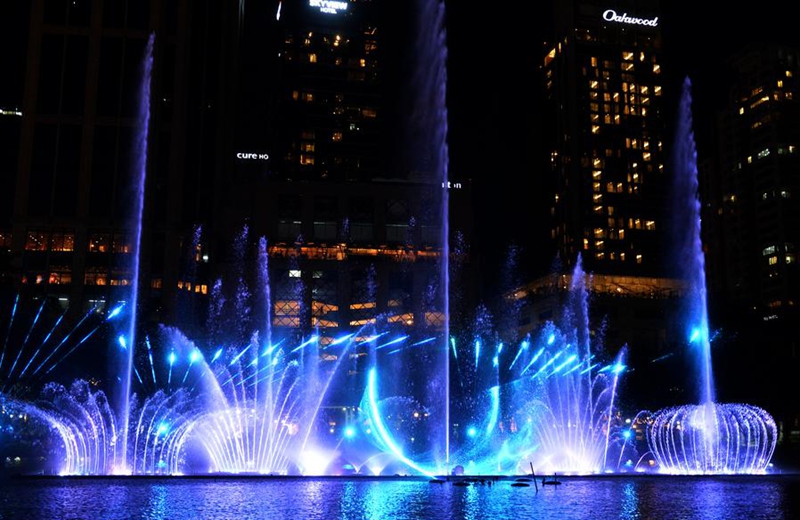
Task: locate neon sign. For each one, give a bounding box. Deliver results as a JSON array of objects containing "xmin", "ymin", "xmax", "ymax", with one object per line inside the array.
[
  {"xmin": 602, "ymin": 9, "xmax": 659, "ymax": 27},
  {"xmin": 309, "ymin": 0, "xmax": 348, "ymax": 15}
]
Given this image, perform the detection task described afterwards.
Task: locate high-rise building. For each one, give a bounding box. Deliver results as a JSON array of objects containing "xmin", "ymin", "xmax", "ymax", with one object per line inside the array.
[
  {"xmin": 707, "ymin": 42, "xmax": 800, "ymax": 316},
  {"xmin": 1, "ymin": 1, "xmax": 474, "ymax": 344},
  {"xmin": 703, "ymin": 42, "xmax": 800, "ymax": 442},
  {"xmin": 210, "ymin": 1, "xmax": 474, "ymax": 342},
  {"xmin": 512, "ymin": 0, "xmax": 684, "ymax": 405},
  {"xmin": 545, "ymin": 0, "xmax": 668, "ymax": 277}
]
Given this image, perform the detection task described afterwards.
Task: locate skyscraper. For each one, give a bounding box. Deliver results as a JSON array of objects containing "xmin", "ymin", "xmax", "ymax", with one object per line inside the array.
[
  {"xmin": 512, "ymin": 1, "xmax": 684, "ymax": 404},
  {"xmin": 545, "ymin": 0, "xmax": 668, "ymax": 277}
]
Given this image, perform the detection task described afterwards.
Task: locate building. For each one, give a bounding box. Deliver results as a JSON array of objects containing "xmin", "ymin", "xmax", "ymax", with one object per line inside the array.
[
  {"xmin": 0, "ymin": 1, "xmax": 229, "ymax": 324},
  {"xmin": 544, "ymin": 0, "xmax": 668, "ymax": 277},
  {"xmin": 1, "ymin": 1, "xmax": 473, "ymax": 356},
  {"xmin": 703, "ymin": 42, "xmax": 800, "ymax": 449},
  {"xmin": 207, "ymin": 0, "xmax": 474, "ymax": 346},
  {"xmin": 513, "ymin": 0, "xmax": 684, "ymax": 406}
]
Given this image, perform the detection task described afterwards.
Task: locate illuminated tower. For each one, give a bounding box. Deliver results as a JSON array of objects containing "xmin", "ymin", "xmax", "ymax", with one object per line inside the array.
[{"xmin": 544, "ymin": 0, "xmax": 668, "ymax": 277}]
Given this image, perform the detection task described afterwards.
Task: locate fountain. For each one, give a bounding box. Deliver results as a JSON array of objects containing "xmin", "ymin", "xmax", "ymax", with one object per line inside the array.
[
  {"xmin": 643, "ymin": 77, "xmax": 777, "ymax": 474},
  {"xmin": 0, "ymin": 15, "xmax": 778, "ymax": 480}
]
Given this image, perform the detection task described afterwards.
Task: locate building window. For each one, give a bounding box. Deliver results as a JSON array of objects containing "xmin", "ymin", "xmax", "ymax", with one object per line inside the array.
[
  {"xmin": 85, "ymin": 267, "xmax": 108, "ymax": 285},
  {"xmin": 25, "ymin": 231, "xmax": 49, "ymax": 251},
  {"xmin": 362, "ymin": 108, "xmax": 377, "ymax": 118},
  {"xmin": 308, "ymin": 53, "xmax": 317, "ymax": 63},
  {"xmin": 88, "ymin": 233, "xmax": 111, "ymax": 252},
  {"xmin": 768, "ymin": 256, "xmax": 778, "ymax": 266},
  {"xmin": 48, "ymin": 267, "xmax": 72, "ymax": 285},
  {"xmin": 332, "ymin": 131, "xmax": 342, "ymax": 142},
  {"xmin": 51, "ymin": 232, "xmax": 75, "ymax": 252},
  {"xmin": 300, "ymin": 154, "xmax": 315, "ymax": 166},
  {"xmin": 113, "ymin": 235, "xmax": 131, "ymax": 253},
  {"xmin": 636, "ymin": 254, "xmax": 643, "ymax": 264}
]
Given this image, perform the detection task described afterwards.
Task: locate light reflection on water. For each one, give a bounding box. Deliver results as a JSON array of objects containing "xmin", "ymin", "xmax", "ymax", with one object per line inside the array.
[{"xmin": 0, "ymin": 476, "xmax": 797, "ymax": 520}]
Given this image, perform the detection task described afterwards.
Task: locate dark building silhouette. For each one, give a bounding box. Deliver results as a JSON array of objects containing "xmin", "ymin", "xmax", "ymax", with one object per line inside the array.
[
  {"xmin": 1, "ymin": 1, "xmax": 474, "ymax": 349},
  {"xmin": 702, "ymin": 42, "xmax": 800, "ymax": 450}
]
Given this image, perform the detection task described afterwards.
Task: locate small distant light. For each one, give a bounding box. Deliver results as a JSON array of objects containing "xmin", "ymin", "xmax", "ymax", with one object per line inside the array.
[
  {"xmin": 467, "ymin": 426, "xmax": 478, "ymax": 438},
  {"xmin": 202, "ymin": 254, "xmax": 209, "ymax": 262},
  {"xmin": 344, "ymin": 427, "xmax": 355, "ymax": 438}
]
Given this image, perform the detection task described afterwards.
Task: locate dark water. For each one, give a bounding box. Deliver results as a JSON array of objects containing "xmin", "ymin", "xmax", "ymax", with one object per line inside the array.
[{"xmin": 1, "ymin": 475, "xmax": 798, "ymax": 520}]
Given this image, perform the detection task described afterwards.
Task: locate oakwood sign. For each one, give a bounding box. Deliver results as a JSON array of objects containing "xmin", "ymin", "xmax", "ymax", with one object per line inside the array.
[{"xmin": 602, "ymin": 9, "xmax": 659, "ymax": 27}]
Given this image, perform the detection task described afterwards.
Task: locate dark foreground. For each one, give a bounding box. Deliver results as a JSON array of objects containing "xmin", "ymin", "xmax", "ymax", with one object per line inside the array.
[{"xmin": 2, "ymin": 474, "xmax": 799, "ymax": 520}]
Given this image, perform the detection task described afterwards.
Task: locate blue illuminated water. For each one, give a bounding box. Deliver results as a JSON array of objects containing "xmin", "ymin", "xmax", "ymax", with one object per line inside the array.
[{"xmin": 1, "ymin": 476, "xmax": 797, "ymax": 520}]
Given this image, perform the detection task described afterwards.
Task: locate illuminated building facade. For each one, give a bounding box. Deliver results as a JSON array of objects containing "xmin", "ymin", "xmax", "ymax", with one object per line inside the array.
[
  {"xmin": 544, "ymin": 0, "xmax": 668, "ymax": 277},
  {"xmin": 515, "ymin": 0, "xmax": 682, "ymax": 404}
]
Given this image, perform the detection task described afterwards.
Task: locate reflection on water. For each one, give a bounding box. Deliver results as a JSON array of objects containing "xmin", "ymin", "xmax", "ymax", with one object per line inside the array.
[{"xmin": 0, "ymin": 476, "xmax": 797, "ymax": 520}]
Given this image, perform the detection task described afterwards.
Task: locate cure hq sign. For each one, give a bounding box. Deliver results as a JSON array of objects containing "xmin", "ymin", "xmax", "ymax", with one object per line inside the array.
[
  {"xmin": 602, "ymin": 9, "xmax": 659, "ymax": 27},
  {"xmin": 236, "ymin": 152, "xmax": 269, "ymax": 161},
  {"xmin": 309, "ymin": 0, "xmax": 348, "ymax": 15}
]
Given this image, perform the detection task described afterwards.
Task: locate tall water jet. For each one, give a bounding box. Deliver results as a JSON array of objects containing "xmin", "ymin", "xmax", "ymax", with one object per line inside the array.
[
  {"xmin": 411, "ymin": 0, "xmax": 450, "ymax": 472},
  {"xmin": 672, "ymin": 77, "xmax": 714, "ymax": 405},
  {"xmin": 644, "ymin": 77, "xmax": 777, "ymax": 474},
  {"xmin": 118, "ymin": 32, "xmax": 155, "ymax": 473}
]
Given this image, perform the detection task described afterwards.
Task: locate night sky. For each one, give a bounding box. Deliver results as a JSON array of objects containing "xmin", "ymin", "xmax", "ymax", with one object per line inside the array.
[{"xmin": 442, "ymin": 1, "xmax": 800, "ymax": 298}]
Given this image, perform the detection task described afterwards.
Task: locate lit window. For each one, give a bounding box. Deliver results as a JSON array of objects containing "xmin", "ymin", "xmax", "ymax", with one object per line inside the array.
[
  {"xmin": 303, "ymin": 93, "xmax": 314, "ymax": 103},
  {"xmin": 653, "ymin": 64, "xmax": 661, "ymax": 74},
  {"xmin": 289, "ymin": 270, "xmax": 302, "ymax": 278},
  {"xmin": 592, "ymin": 170, "xmax": 602, "ymax": 180},
  {"xmin": 309, "ymin": 53, "xmax": 317, "ymax": 63},
  {"xmin": 768, "ymin": 256, "xmax": 778, "ymax": 266},
  {"xmin": 645, "ymin": 220, "xmax": 656, "ymax": 231},
  {"xmin": 786, "ymin": 255, "xmax": 795, "ymax": 264},
  {"xmin": 51, "ymin": 233, "xmax": 75, "ymax": 252},
  {"xmin": 362, "ymin": 108, "xmax": 377, "ymax": 118},
  {"xmin": 359, "ymin": 58, "xmax": 366, "ymax": 68},
  {"xmin": 300, "ymin": 154, "xmax": 315, "ymax": 166},
  {"xmin": 332, "ymin": 131, "xmax": 342, "ymax": 142},
  {"xmin": 301, "ymin": 142, "xmax": 315, "ymax": 153},
  {"xmin": 654, "ymin": 85, "xmax": 662, "ymax": 96},
  {"xmin": 622, "ymin": 51, "xmax": 634, "ymax": 61},
  {"xmin": 787, "ymin": 70, "xmax": 793, "ymax": 78},
  {"xmin": 25, "ymin": 231, "xmax": 49, "ymax": 251},
  {"xmin": 778, "ymin": 80, "xmax": 784, "ymax": 88},
  {"xmin": 591, "ymin": 125, "xmax": 600, "ymax": 134},
  {"xmin": 636, "ymin": 254, "xmax": 643, "ymax": 264}
]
